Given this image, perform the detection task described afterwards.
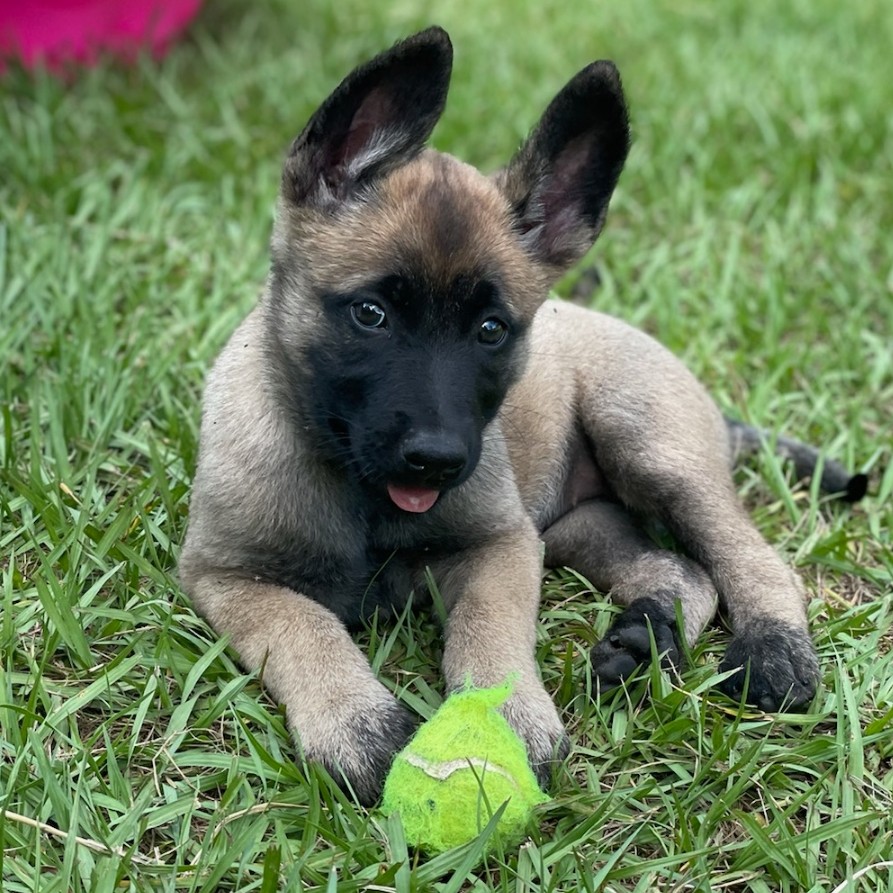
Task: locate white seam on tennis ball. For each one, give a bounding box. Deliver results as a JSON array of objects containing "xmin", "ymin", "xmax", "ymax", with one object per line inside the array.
[{"xmin": 403, "ymin": 753, "xmax": 521, "ymax": 791}]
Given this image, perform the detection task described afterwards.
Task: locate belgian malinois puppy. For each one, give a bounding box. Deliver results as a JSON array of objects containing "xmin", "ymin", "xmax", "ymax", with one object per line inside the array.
[{"xmin": 179, "ymin": 27, "xmax": 864, "ymax": 805}]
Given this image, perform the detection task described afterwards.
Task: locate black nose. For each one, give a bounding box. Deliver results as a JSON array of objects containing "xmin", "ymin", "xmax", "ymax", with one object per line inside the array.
[{"xmin": 400, "ymin": 431, "xmax": 468, "ymax": 485}]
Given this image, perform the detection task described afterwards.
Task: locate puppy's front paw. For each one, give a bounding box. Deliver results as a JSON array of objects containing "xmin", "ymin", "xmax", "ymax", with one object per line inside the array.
[
  {"xmin": 719, "ymin": 621, "xmax": 820, "ymax": 712},
  {"xmin": 590, "ymin": 596, "xmax": 680, "ymax": 690},
  {"xmin": 298, "ymin": 697, "xmax": 417, "ymax": 806},
  {"xmin": 501, "ymin": 683, "xmax": 569, "ymax": 790}
]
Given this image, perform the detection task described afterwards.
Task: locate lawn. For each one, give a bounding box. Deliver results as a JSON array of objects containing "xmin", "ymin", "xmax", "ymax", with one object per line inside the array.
[{"xmin": 1, "ymin": 0, "xmax": 891, "ymax": 890}]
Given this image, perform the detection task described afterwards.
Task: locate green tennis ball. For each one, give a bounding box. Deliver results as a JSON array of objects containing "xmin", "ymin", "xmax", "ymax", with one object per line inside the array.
[{"xmin": 381, "ymin": 681, "xmax": 550, "ymax": 854}]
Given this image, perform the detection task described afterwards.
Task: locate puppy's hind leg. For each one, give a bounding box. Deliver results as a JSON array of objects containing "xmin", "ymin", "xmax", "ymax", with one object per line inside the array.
[
  {"xmin": 652, "ymin": 481, "xmax": 821, "ymax": 712},
  {"xmin": 570, "ymin": 314, "xmax": 820, "ymax": 711},
  {"xmin": 543, "ymin": 499, "xmax": 718, "ymax": 689},
  {"xmin": 593, "ymin": 408, "xmax": 820, "ymax": 712}
]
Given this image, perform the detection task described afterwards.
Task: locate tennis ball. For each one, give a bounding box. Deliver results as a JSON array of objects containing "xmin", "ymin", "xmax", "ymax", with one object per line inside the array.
[{"xmin": 380, "ymin": 681, "xmax": 550, "ymax": 854}]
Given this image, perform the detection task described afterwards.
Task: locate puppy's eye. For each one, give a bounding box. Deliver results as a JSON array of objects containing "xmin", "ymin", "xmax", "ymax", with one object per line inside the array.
[
  {"xmin": 351, "ymin": 301, "xmax": 387, "ymax": 329},
  {"xmin": 478, "ymin": 318, "xmax": 508, "ymax": 346}
]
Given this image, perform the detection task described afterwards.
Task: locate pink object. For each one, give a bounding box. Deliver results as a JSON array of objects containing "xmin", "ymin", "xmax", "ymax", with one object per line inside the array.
[{"xmin": 0, "ymin": 0, "xmax": 203, "ymax": 71}]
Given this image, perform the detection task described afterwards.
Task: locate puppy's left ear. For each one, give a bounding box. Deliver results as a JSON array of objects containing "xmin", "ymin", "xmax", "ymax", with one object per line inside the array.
[{"xmin": 495, "ymin": 61, "xmax": 630, "ymax": 272}]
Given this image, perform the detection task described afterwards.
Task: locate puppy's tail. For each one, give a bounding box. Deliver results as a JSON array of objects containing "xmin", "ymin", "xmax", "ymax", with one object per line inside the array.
[{"xmin": 725, "ymin": 418, "xmax": 867, "ymax": 503}]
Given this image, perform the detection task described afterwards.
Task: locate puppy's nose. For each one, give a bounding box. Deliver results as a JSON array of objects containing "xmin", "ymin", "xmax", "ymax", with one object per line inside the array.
[{"xmin": 400, "ymin": 431, "xmax": 468, "ymax": 485}]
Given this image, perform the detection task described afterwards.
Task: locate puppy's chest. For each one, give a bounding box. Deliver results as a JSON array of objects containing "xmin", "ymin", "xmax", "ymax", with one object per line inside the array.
[
  {"xmin": 265, "ymin": 529, "xmax": 457, "ymax": 629},
  {"xmin": 335, "ymin": 525, "xmax": 467, "ymax": 627},
  {"xmin": 335, "ymin": 546, "xmax": 422, "ymax": 629}
]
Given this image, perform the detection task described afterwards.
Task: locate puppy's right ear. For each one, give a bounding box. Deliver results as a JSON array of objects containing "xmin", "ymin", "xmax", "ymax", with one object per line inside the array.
[{"xmin": 284, "ymin": 27, "xmax": 452, "ymax": 209}]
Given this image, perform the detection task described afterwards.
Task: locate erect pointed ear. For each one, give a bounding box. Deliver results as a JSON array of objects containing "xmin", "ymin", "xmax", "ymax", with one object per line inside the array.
[
  {"xmin": 283, "ymin": 27, "xmax": 453, "ymax": 209},
  {"xmin": 495, "ymin": 61, "xmax": 630, "ymax": 272}
]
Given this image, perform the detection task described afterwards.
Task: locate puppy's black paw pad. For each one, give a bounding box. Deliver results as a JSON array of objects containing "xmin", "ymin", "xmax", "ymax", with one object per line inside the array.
[
  {"xmin": 590, "ymin": 597, "xmax": 680, "ymax": 690},
  {"xmin": 719, "ymin": 623, "xmax": 819, "ymax": 712}
]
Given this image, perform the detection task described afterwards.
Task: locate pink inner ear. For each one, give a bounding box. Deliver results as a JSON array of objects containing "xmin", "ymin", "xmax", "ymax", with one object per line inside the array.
[
  {"xmin": 536, "ymin": 134, "xmax": 592, "ymax": 256},
  {"xmin": 540, "ymin": 134, "xmax": 589, "ymax": 225},
  {"xmin": 338, "ymin": 87, "xmax": 392, "ymax": 167}
]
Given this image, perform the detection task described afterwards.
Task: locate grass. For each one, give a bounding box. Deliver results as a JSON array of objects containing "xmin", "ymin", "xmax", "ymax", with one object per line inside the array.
[{"xmin": 1, "ymin": 0, "xmax": 891, "ymax": 889}]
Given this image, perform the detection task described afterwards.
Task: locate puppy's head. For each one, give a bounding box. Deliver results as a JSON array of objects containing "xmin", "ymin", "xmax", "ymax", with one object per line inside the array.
[{"xmin": 267, "ymin": 27, "xmax": 629, "ymax": 514}]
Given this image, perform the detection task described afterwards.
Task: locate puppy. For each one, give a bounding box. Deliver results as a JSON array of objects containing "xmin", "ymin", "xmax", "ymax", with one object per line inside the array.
[{"xmin": 179, "ymin": 27, "xmax": 863, "ymax": 805}]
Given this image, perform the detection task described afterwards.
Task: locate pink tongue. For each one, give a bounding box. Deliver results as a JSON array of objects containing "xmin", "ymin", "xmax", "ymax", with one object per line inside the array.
[{"xmin": 387, "ymin": 483, "xmax": 440, "ymax": 513}]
